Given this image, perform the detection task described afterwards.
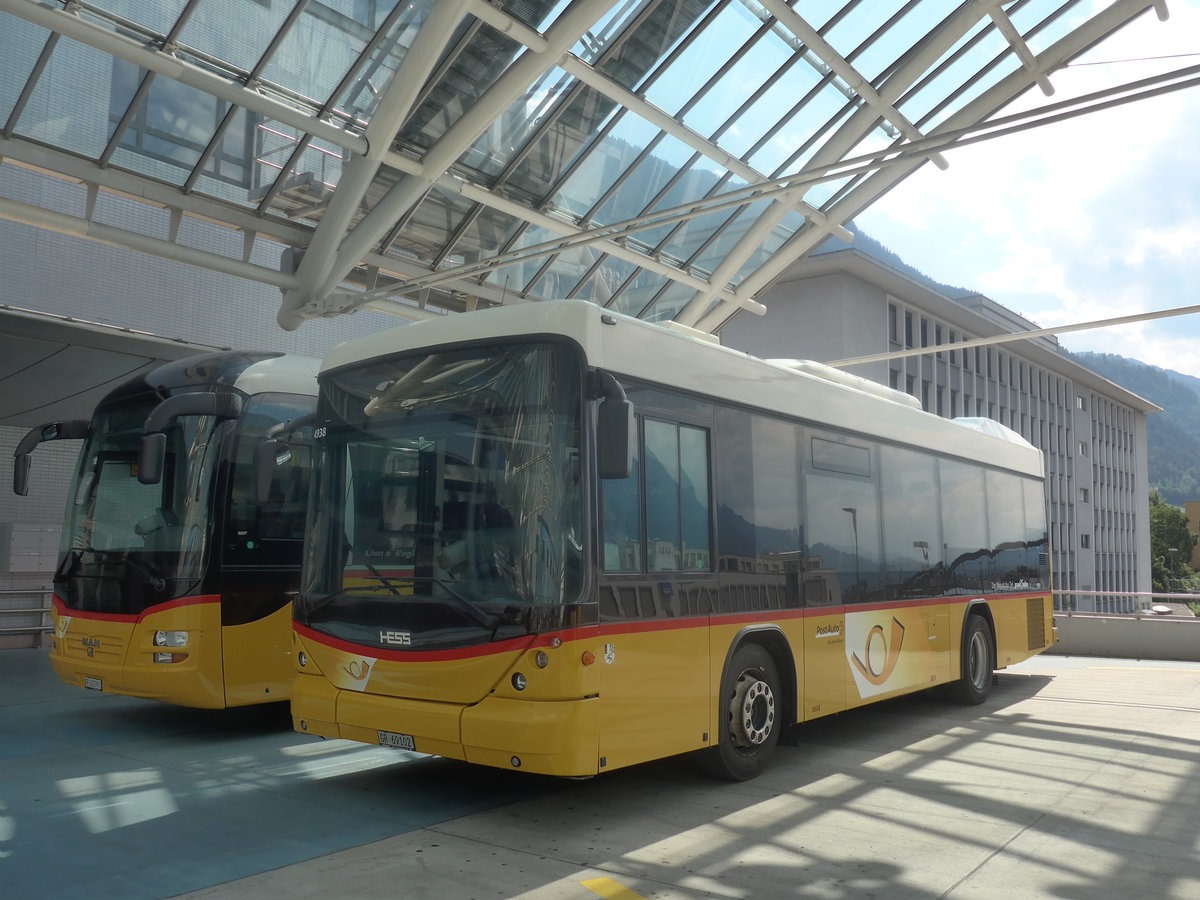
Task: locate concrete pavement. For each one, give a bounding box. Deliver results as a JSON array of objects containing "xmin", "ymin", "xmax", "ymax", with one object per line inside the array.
[{"xmin": 2, "ymin": 649, "xmax": 1198, "ymax": 899}]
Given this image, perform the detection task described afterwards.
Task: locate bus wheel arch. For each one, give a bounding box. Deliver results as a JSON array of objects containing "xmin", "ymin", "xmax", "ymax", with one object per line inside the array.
[
  {"xmin": 700, "ymin": 630, "xmax": 794, "ymax": 781},
  {"xmin": 949, "ymin": 609, "xmax": 995, "ymax": 705}
]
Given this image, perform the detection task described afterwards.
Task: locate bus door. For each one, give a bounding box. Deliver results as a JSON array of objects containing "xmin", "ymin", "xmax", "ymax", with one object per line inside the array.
[{"xmin": 219, "ymin": 394, "xmax": 315, "ymax": 705}]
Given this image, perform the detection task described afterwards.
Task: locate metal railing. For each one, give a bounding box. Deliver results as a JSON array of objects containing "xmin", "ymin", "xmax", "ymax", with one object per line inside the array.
[
  {"xmin": 0, "ymin": 588, "xmax": 53, "ymax": 637},
  {"xmin": 1053, "ymin": 589, "xmax": 1199, "ymax": 616}
]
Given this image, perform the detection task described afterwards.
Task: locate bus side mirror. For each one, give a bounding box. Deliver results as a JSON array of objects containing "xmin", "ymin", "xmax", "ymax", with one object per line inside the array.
[
  {"xmin": 137, "ymin": 392, "xmax": 244, "ymax": 485},
  {"xmin": 252, "ymin": 413, "xmax": 313, "ymax": 506},
  {"xmin": 12, "ymin": 419, "xmax": 90, "ymax": 495},
  {"xmin": 138, "ymin": 432, "xmax": 167, "ymax": 485},
  {"xmin": 597, "ymin": 396, "xmax": 634, "ymax": 479},
  {"xmin": 13, "ymin": 454, "xmax": 31, "ymax": 497}
]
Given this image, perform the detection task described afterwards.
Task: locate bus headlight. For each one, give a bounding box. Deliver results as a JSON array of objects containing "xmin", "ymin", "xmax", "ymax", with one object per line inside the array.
[{"xmin": 154, "ymin": 630, "xmax": 189, "ymax": 648}]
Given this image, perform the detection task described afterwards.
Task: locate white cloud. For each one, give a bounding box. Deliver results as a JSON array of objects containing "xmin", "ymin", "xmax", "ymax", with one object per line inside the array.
[{"xmin": 856, "ymin": 1, "xmax": 1200, "ymax": 374}]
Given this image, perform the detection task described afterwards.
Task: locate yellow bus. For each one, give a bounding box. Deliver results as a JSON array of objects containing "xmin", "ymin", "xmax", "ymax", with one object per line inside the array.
[
  {"xmin": 290, "ymin": 301, "xmax": 1053, "ymax": 779},
  {"xmin": 15, "ymin": 351, "xmax": 317, "ymax": 708}
]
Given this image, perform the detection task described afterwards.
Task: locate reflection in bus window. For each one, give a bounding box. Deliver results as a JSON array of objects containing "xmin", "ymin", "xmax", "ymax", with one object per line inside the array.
[
  {"xmin": 881, "ymin": 445, "xmax": 941, "ymax": 600},
  {"xmin": 606, "ymin": 417, "xmax": 711, "ymax": 573},
  {"xmin": 940, "ymin": 459, "xmax": 989, "ymax": 592},
  {"xmin": 805, "ymin": 432, "xmax": 882, "ymax": 604},
  {"xmin": 602, "ymin": 439, "xmax": 642, "ymax": 572}
]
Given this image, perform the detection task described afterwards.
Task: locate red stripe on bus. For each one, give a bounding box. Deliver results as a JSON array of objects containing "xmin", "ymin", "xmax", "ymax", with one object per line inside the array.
[
  {"xmin": 295, "ymin": 591, "xmax": 1050, "ymax": 661},
  {"xmin": 293, "ymin": 622, "xmax": 541, "ymax": 662},
  {"xmin": 52, "ymin": 594, "xmax": 220, "ymax": 624}
]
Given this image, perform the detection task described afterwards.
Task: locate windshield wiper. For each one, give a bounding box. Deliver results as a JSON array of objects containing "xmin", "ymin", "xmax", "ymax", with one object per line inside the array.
[
  {"xmin": 362, "ymin": 558, "xmax": 405, "ymax": 596},
  {"xmin": 406, "ymin": 575, "xmax": 500, "ymax": 632},
  {"xmin": 298, "ymin": 589, "xmax": 343, "ymax": 622},
  {"xmin": 303, "ymin": 573, "xmax": 514, "ymax": 637}
]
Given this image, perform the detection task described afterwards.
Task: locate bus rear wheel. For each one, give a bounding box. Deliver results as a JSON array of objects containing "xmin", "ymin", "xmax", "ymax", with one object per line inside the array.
[
  {"xmin": 701, "ymin": 642, "xmax": 781, "ymax": 781},
  {"xmin": 948, "ymin": 615, "xmax": 994, "ymax": 705}
]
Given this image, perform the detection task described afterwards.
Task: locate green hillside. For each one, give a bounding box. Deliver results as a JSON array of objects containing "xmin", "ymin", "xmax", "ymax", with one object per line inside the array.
[{"xmin": 1071, "ymin": 351, "xmax": 1200, "ymax": 506}]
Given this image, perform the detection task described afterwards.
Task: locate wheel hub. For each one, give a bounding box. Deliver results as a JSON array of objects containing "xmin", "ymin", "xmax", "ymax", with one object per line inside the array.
[{"xmin": 731, "ymin": 671, "xmax": 775, "ymax": 748}]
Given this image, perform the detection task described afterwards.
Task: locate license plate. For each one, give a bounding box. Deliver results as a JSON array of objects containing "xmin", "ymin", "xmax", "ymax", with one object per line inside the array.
[
  {"xmin": 83, "ymin": 676, "xmax": 103, "ymax": 691},
  {"xmin": 378, "ymin": 730, "xmax": 415, "ymax": 750}
]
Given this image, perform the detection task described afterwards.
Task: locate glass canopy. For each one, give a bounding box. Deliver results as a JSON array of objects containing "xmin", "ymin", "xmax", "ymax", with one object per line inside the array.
[{"xmin": 0, "ymin": 0, "xmax": 1172, "ymax": 333}]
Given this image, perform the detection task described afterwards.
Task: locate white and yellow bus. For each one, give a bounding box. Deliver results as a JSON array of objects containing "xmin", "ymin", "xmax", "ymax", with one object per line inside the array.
[
  {"xmin": 15, "ymin": 351, "xmax": 317, "ymax": 708},
  {"xmin": 291, "ymin": 301, "xmax": 1053, "ymax": 779}
]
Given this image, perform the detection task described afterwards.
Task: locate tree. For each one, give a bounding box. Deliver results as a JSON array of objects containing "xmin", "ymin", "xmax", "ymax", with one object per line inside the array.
[{"xmin": 1148, "ymin": 491, "xmax": 1198, "ymax": 594}]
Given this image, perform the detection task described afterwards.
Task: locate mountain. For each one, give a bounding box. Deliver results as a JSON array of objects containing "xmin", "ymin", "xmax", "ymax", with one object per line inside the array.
[
  {"xmin": 817, "ymin": 221, "xmax": 979, "ymax": 300},
  {"xmin": 1070, "ymin": 351, "xmax": 1200, "ymax": 506}
]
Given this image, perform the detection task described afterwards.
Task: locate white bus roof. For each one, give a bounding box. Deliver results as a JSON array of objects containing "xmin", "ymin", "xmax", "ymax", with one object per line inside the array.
[
  {"xmin": 233, "ymin": 354, "xmax": 320, "ymax": 398},
  {"xmin": 321, "ymin": 302, "xmax": 1043, "ymax": 477}
]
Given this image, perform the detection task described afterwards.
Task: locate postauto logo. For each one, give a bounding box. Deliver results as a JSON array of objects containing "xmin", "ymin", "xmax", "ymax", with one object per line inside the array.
[{"xmin": 845, "ymin": 613, "xmax": 914, "ymax": 699}]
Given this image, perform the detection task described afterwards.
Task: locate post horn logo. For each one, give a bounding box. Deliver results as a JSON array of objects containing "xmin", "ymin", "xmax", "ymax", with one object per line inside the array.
[
  {"xmin": 850, "ymin": 617, "xmax": 906, "ymax": 686},
  {"xmin": 343, "ymin": 658, "xmax": 372, "ymax": 681}
]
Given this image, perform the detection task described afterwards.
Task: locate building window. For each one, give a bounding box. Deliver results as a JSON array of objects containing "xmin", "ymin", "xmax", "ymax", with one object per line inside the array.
[{"xmin": 1080, "ymin": 533, "xmax": 1091, "ymax": 549}]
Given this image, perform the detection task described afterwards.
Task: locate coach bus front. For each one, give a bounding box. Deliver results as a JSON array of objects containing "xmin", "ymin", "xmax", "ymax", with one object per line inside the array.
[
  {"xmin": 42, "ymin": 353, "xmax": 314, "ymax": 708},
  {"xmin": 292, "ymin": 340, "xmax": 602, "ymax": 775},
  {"xmin": 47, "ymin": 381, "xmax": 233, "ymax": 705}
]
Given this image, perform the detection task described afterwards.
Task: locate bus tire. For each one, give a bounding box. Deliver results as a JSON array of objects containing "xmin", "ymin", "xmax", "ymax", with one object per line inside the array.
[
  {"xmin": 701, "ymin": 642, "xmax": 782, "ymax": 781},
  {"xmin": 948, "ymin": 615, "xmax": 994, "ymax": 705}
]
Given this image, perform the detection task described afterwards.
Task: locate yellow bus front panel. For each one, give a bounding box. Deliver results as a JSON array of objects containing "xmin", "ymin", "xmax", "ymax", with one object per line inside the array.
[
  {"xmin": 221, "ymin": 602, "xmax": 295, "ymax": 706},
  {"xmin": 50, "ymin": 595, "xmax": 226, "ymax": 708},
  {"xmin": 292, "ymin": 625, "xmax": 610, "ymax": 776}
]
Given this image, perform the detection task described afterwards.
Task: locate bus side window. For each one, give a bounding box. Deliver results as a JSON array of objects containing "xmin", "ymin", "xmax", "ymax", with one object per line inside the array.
[
  {"xmin": 805, "ymin": 431, "xmax": 882, "ymax": 604},
  {"xmin": 601, "ymin": 429, "xmax": 641, "ymax": 572},
  {"xmin": 602, "ymin": 418, "xmax": 711, "ymax": 574}
]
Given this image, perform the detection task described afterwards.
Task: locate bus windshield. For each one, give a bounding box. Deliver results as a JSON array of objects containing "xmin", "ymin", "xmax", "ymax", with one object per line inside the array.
[
  {"xmin": 298, "ymin": 342, "xmax": 583, "ymax": 652},
  {"xmin": 55, "ymin": 392, "xmax": 221, "ymax": 615}
]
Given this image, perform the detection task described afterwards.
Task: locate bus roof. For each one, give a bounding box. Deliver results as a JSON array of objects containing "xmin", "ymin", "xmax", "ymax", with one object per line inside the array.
[
  {"xmin": 321, "ymin": 301, "xmax": 1043, "ymax": 478},
  {"xmin": 95, "ymin": 351, "xmax": 321, "ymax": 410}
]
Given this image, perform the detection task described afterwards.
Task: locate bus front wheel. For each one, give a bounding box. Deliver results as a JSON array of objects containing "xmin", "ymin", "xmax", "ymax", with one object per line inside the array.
[
  {"xmin": 948, "ymin": 615, "xmax": 994, "ymax": 705},
  {"xmin": 701, "ymin": 642, "xmax": 781, "ymax": 781}
]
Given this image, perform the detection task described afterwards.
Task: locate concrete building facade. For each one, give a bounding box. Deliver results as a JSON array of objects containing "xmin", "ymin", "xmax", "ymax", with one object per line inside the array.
[{"xmin": 720, "ymin": 247, "xmax": 1158, "ymax": 613}]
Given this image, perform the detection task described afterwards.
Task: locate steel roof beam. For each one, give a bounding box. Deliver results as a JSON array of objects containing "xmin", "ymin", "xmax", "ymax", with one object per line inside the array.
[
  {"xmin": 0, "ymin": 141, "xmax": 512, "ymax": 313},
  {"xmin": 283, "ymin": 0, "xmax": 472, "ymax": 327},
  {"xmin": 558, "ymin": 54, "xmax": 851, "ymax": 244},
  {"xmin": 982, "ymin": 0, "xmax": 1055, "ymax": 96},
  {"xmin": 3, "ymin": 0, "xmax": 737, "ymax": 318},
  {"xmin": 703, "ymin": 0, "xmax": 1165, "ymax": 333},
  {"xmin": 756, "ymin": 0, "xmax": 950, "ymax": 169},
  {"xmin": 0, "ymin": 0, "xmax": 371, "ymax": 156},
  {"xmin": 437, "ymin": 174, "xmax": 741, "ymax": 304},
  {"xmin": 280, "ymin": 0, "xmax": 618, "ymax": 328},
  {"xmin": 694, "ymin": 0, "xmax": 993, "ymax": 331},
  {"xmin": 685, "ymin": 0, "xmax": 985, "ymax": 330},
  {"xmin": 0, "ymin": 194, "xmax": 297, "ymax": 289}
]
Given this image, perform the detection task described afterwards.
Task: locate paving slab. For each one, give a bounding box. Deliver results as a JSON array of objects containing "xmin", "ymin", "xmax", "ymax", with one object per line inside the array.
[{"xmin": 3, "ymin": 650, "xmax": 1198, "ymax": 900}]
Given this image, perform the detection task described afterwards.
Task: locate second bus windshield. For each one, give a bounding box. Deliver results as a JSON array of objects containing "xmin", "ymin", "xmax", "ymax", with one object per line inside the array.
[{"xmin": 300, "ymin": 342, "xmax": 583, "ymax": 651}]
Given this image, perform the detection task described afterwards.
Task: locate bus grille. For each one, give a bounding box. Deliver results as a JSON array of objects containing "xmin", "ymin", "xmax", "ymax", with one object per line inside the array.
[{"xmin": 1026, "ymin": 597, "xmax": 1046, "ymax": 650}]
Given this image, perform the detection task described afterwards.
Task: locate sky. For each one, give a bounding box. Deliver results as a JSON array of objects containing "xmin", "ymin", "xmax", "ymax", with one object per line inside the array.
[{"xmin": 855, "ymin": 0, "xmax": 1200, "ymax": 377}]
